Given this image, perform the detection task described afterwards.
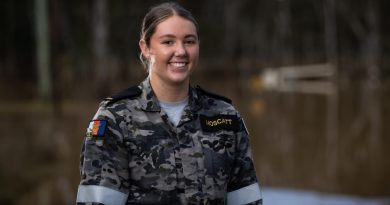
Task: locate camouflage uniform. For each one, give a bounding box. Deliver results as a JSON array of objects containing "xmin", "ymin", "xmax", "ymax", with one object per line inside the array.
[{"xmin": 76, "ymin": 78, "xmax": 262, "ymax": 205}]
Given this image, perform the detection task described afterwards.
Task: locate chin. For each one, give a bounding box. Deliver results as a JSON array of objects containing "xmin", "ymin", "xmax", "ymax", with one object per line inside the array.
[{"xmin": 168, "ymin": 76, "xmax": 190, "ymax": 85}]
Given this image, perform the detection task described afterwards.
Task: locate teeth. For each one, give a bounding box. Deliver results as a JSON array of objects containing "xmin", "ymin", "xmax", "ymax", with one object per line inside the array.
[{"xmin": 171, "ymin": 62, "xmax": 186, "ymax": 67}]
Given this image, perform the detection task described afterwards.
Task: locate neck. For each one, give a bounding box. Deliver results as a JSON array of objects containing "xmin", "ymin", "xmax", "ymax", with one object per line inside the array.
[{"xmin": 150, "ymin": 77, "xmax": 189, "ymax": 103}]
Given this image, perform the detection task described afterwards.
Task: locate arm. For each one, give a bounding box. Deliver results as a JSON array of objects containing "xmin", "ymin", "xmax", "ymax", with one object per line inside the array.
[
  {"xmin": 227, "ymin": 117, "xmax": 262, "ymax": 205},
  {"xmin": 76, "ymin": 106, "xmax": 129, "ymax": 205}
]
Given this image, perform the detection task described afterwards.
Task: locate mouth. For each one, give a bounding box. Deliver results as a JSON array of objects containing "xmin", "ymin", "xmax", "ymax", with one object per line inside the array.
[{"xmin": 169, "ymin": 61, "xmax": 188, "ymax": 68}]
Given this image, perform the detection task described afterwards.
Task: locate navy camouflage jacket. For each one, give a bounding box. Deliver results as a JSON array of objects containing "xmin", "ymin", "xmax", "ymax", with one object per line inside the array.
[{"xmin": 76, "ymin": 78, "xmax": 262, "ymax": 205}]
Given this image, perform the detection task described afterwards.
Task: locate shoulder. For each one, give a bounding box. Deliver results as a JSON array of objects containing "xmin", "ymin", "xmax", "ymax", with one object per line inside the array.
[
  {"xmin": 102, "ymin": 85, "xmax": 142, "ymax": 107},
  {"xmin": 195, "ymin": 85, "xmax": 232, "ymax": 104},
  {"xmin": 195, "ymin": 85, "xmax": 240, "ymax": 115},
  {"xmin": 195, "ymin": 86, "xmax": 248, "ymax": 133},
  {"xmin": 93, "ymin": 85, "xmax": 142, "ymax": 120}
]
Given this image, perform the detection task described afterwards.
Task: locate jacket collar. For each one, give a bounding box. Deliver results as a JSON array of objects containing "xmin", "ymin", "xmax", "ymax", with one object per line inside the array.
[
  {"xmin": 139, "ymin": 78, "xmax": 160, "ymax": 112},
  {"xmin": 138, "ymin": 77, "xmax": 202, "ymax": 113}
]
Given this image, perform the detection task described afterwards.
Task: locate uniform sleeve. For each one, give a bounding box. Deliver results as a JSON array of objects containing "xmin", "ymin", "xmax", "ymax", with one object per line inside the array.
[
  {"xmin": 76, "ymin": 106, "xmax": 129, "ymax": 205},
  {"xmin": 227, "ymin": 117, "xmax": 262, "ymax": 205}
]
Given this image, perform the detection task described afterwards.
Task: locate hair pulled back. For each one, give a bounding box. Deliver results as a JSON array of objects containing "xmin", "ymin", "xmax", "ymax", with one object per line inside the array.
[{"xmin": 139, "ymin": 2, "xmax": 199, "ymax": 69}]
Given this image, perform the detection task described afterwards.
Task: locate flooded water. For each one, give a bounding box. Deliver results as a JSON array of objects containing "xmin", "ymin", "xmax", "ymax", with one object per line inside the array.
[{"xmin": 263, "ymin": 187, "xmax": 390, "ymax": 205}]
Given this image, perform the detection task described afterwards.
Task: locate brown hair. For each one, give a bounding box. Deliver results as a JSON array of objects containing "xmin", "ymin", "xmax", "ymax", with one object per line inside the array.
[{"xmin": 139, "ymin": 2, "xmax": 199, "ymax": 69}]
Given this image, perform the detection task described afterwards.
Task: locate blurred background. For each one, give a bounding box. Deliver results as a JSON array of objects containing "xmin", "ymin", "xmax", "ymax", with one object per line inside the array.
[{"xmin": 0, "ymin": 0, "xmax": 389, "ymax": 204}]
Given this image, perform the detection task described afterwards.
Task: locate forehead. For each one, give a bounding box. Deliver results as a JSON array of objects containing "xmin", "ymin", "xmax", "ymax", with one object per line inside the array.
[{"xmin": 153, "ymin": 15, "xmax": 198, "ymax": 38}]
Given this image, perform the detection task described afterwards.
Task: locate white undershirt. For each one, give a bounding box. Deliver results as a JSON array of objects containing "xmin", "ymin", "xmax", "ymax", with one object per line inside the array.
[{"xmin": 159, "ymin": 97, "xmax": 188, "ymax": 126}]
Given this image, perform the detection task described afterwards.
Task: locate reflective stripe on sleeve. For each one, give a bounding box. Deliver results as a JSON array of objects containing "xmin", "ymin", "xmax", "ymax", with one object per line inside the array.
[
  {"xmin": 76, "ymin": 185, "xmax": 128, "ymax": 205},
  {"xmin": 227, "ymin": 183, "xmax": 262, "ymax": 205}
]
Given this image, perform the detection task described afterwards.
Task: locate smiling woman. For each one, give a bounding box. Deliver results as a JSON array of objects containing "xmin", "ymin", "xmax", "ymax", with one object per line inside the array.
[
  {"xmin": 140, "ymin": 15, "xmax": 199, "ymax": 102},
  {"xmin": 75, "ymin": 2, "xmax": 262, "ymax": 205}
]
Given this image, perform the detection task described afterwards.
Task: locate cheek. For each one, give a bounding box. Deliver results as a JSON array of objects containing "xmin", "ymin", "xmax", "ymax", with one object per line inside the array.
[
  {"xmin": 190, "ymin": 47, "xmax": 199, "ymax": 60},
  {"xmin": 156, "ymin": 49, "xmax": 174, "ymax": 62}
]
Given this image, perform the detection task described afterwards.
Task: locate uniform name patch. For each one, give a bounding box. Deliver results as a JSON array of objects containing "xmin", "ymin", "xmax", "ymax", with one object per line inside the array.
[
  {"xmin": 87, "ymin": 120, "xmax": 107, "ymax": 137},
  {"xmin": 200, "ymin": 115, "xmax": 239, "ymax": 132}
]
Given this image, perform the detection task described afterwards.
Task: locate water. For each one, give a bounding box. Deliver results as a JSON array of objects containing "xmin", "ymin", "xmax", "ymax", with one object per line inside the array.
[{"xmin": 263, "ymin": 187, "xmax": 390, "ymax": 205}]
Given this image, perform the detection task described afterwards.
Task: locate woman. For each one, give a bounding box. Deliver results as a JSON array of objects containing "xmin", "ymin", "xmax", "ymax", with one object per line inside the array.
[{"xmin": 76, "ymin": 2, "xmax": 262, "ymax": 205}]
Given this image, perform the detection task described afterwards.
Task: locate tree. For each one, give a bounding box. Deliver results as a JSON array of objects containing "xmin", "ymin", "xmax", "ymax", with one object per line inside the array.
[
  {"xmin": 92, "ymin": 0, "xmax": 109, "ymax": 97},
  {"xmin": 35, "ymin": 0, "xmax": 52, "ymax": 101},
  {"xmin": 323, "ymin": 0, "xmax": 339, "ymax": 179}
]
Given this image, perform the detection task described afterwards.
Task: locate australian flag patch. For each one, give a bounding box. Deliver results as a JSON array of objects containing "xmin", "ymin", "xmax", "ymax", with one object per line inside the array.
[{"xmin": 87, "ymin": 120, "xmax": 107, "ymax": 137}]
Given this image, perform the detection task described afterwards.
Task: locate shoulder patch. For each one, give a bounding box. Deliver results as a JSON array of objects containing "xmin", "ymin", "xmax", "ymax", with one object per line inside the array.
[
  {"xmin": 86, "ymin": 120, "xmax": 107, "ymax": 137},
  {"xmin": 195, "ymin": 85, "xmax": 232, "ymax": 104},
  {"xmin": 105, "ymin": 86, "xmax": 142, "ymax": 106}
]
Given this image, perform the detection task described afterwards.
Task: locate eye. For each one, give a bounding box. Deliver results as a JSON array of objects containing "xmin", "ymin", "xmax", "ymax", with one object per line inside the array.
[
  {"xmin": 185, "ymin": 39, "xmax": 197, "ymax": 45},
  {"xmin": 185, "ymin": 40, "xmax": 196, "ymax": 45},
  {"xmin": 162, "ymin": 40, "xmax": 174, "ymax": 45}
]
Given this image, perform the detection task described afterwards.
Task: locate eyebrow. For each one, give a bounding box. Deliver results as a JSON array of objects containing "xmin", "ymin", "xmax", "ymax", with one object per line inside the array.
[{"xmin": 158, "ymin": 34, "xmax": 198, "ymax": 39}]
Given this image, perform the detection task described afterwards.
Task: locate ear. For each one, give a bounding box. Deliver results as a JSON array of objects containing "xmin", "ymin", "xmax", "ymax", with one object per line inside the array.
[{"xmin": 139, "ymin": 39, "xmax": 150, "ymax": 58}]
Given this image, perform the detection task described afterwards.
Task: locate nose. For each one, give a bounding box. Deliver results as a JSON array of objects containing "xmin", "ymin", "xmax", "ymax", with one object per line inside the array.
[{"xmin": 174, "ymin": 42, "xmax": 187, "ymax": 56}]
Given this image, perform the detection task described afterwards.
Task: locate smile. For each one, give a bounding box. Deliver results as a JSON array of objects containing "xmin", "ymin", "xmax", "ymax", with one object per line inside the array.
[{"xmin": 169, "ymin": 62, "xmax": 188, "ymax": 68}]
